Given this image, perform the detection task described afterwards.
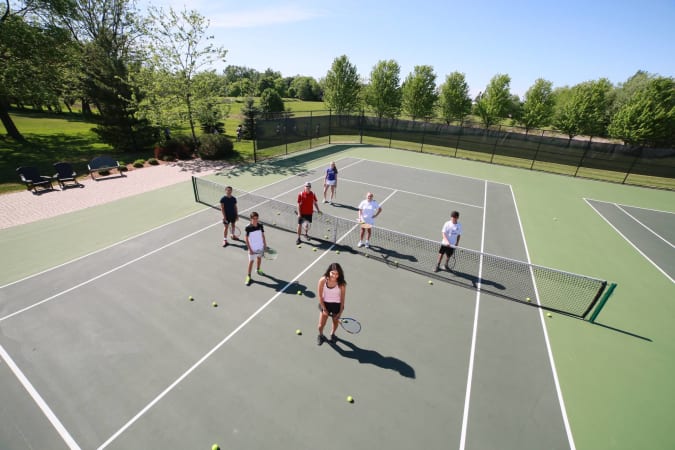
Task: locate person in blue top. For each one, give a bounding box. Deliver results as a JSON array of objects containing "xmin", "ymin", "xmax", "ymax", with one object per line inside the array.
[{"xmin": 322, "ymin": 161, "xmax": 338, "ymax": 204}]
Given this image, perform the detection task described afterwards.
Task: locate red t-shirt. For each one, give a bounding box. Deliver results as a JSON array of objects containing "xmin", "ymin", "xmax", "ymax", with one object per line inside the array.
[{"xmin": 297, "ymin": 190, "xmax": 317, "ymax": 215}]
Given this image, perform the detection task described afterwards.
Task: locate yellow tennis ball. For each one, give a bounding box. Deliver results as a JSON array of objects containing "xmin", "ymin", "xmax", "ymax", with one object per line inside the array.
[
  {"xmin": 188, "ymin": 296, "xmax": 194, "ymax": 301},
  {"xmin": 212, "ymin": 301, "xmax": 218, "ymax": 307},
  {"xmin": 346, "ymin": 395, "xmax": 354, "ymax": 403},
  {"xmin": 526, "ymin": 297, "xmax": 531, "ymax": 302},
  {"xmin": 324, "ymin": 235, "xmax": 329, "ymax": 239},
  {"xmin": 297, "ymin": 290, "xmax": 302, "ymax": 295},
  {"xmin": 212, "ymin": 445, "xmax": 220, "ymax": 450},
  {"xmin": 546, "ymin": 313, "xmax": 552, "ymax": 317},
  {"xmin": 313, "ymin": 248, "xmax": 317, "ymax": 252},
  {"xmin": 296, "ymin": 329, "xmax": 302, "ymax": 335},
  {"xmin": 428, "ymin": 280, "xmax": 433, "ymax": 285},
  {"xmin": 336, "ymin": 250, "xmax": 340, "ymax": 254}
]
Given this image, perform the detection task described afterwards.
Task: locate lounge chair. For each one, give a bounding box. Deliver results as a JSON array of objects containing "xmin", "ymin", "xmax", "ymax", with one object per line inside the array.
[
  {"xmin": 88, "ymin": 156, "xmax": 124, "ymax": 180},
  {"xmin": 53, "ymin": 162, "xmax": 83, "ymax": 189},
  {"xmin": 16, "ymin": 166, "xmax": 55, "ymax": 193}
]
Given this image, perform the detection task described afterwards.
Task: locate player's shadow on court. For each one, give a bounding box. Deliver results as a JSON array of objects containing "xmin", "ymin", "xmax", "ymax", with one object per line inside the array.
[
  {"xmin": 253, "ymin": 272, "xmax": 291, "ymax": 291},
  {"xmin": 329, "ymin": 337, "xmax": 415, "ymax": 379},
  {"xmin": 446, "ymin": 269, "xmax": 505, "ymax": 290},
  {"xmin": 330, "ymin": 203, "xmax": 359, "ymax": 212}
]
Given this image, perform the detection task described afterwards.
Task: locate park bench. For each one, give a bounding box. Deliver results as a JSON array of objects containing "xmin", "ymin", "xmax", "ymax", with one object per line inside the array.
[{"xmin": 88, "ymin": 156, "xmax": 125, "ymax": 180}]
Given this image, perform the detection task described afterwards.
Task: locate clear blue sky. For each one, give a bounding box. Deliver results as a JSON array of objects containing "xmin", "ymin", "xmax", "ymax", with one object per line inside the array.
[{"xmin": 143, "ymin": 0, "xmax": 675, "ymax": 97}]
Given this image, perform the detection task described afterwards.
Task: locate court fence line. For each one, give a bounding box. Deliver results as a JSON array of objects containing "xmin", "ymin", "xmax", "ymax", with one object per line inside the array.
[
  {"xmin": 193, "ymin": 176, "xmax": 609, "ymax": 319},
  {"xmin": 252, "ymin": 110, "xmax": 674, "ymax": 190}
]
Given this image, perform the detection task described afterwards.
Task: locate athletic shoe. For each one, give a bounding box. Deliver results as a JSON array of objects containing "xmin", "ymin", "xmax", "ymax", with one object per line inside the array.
[
  {"xmin": 296, "ymin": 238, "xmax": 301, "ymax": 245},
  {"xmin": 257, "ymin": 268, "xmax": 264, "ymax": 275},
  {"xmin": 317, "ymin": 334, "xmax": 325, "ymax": 346},
  {"xmin": 231, "ymin": 235, "xmax": 238, "ymax": 241},
  {"xmin": 323, "ymin": 199, "xmax": 328, "ymax": 203},
  {"xmin": 444, "ymin": 263, "xmax": 451, "ymax": 271},
  {"xmin": 245, "ymin": 275, "xmax": 251, "ymax": 286},
  {"xmin": 330, "ymin": 334, "xmax": 337, "ymax": 343},
  {"xmin": 357, "ymin": 241, "xmax": 364, "ymax": 247},
  {"xmin": 365, "ymin": 241, "xmax": 370, "ymax": 248},
  {"xmin": 222, "ymin": 240, "xmax": 228, "ymax": 247},
  {"xmin": 434, "ymin": 266, "xmax": 440, "ymax": 273}
]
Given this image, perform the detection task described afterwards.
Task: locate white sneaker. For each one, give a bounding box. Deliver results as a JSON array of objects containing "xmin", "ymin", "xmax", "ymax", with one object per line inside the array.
[
  {"xmin": 323, "ymin": 199, "xmax": 328, "ymax": 203},
  {"xmin": 365, "ymin": 241, "xmax": 370, "ymax": 248},
  {"xmin": 357, "ymin": 241, "xmax": 364, "ymax": 248}
]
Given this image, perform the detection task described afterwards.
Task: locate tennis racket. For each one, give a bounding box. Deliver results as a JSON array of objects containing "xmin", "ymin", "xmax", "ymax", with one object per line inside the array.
[
  {"xmin": 446, "ymin": 248, "xmax": 460, "ymax": 270},
  {"xmin": 317, "ymin": 303, "xmax": 362, "ymax": 334},
  {"xmin": 232, "ymin": 225, "xmax": 241, "ymax": 240}
]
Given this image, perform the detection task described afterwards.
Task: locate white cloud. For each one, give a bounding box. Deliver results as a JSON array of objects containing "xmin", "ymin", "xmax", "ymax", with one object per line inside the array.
[{"xmin": 209, "ymin": 5, "xmax": 325, "ymax": 29}]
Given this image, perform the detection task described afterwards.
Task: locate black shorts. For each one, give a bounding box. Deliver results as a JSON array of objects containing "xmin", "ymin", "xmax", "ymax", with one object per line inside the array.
[
  {"xmin": 323, "ymin": 302, "xmax": 341, "ymax": 316},
  {"xmin": 298, "ymin": 214, "xmax": 313, "ymax": 225},
  {"xmin": 223, "ymin": 214, "xmax": 237, "ymax": 225},
  {"xmin": 438, "ymin": 245, "xmax": 455, "ymax": 257}
]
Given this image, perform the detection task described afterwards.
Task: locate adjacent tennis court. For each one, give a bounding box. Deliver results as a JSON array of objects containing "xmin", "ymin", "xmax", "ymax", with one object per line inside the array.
[{"xmin": 1, "ymin": 146, "xmax": 673, "ymax": 450}]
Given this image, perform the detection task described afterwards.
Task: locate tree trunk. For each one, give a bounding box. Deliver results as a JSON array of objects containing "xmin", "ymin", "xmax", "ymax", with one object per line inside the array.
[{"xmin": 0, "ymin": 96, "xmax": 25, "ymax": 141}]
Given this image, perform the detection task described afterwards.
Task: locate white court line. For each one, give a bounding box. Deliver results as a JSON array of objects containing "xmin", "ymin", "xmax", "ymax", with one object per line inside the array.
[
  {"xmin": 513, "ymin": 187, "xmax": 576, "ymax": 450},
  {"xmin": 356, "ymin": 156, "xmax": 511, "ymax": 186},
  {"xmin": 97, "ymin": 249, "xmax": 335, "ymax": 449},
  {"xmin": 339, "ymin": 177, "xmax": 483, "ymax": 209},
  {"xmin": 0, "ymin": 208, "xmax": 211, "ymax": 290},
  {"xmin": 459, "ymin": 179, "xmax": 487, "ymax": 450},
  {"xmin": 98, "ymin": 190, "xmax": 391, "ymax": 449},
  {"xmin": 584, "ymin": 198, "xmax": 675, "ymax": 215},
  {"xmin": 585, "ymin": 199, "xmax": 674, "ymax": 283},
  {"xmin": 615, "ymin": 204, "xmax": 674, "ymax": 248},
  {"xmin": 0, "ymin": 344, "xmax": 82, "ymax": 449}
]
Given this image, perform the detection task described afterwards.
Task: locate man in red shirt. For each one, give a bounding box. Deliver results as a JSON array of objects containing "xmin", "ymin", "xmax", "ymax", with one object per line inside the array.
[{"xmin": 296, "ymin": 182, "xmax": 321, "ymax": 244}]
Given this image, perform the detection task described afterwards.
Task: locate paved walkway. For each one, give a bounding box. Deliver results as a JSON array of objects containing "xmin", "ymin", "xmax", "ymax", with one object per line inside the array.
[{"xmin": 0, "ymin": 160, "xmax": 229, "ymax": 230}]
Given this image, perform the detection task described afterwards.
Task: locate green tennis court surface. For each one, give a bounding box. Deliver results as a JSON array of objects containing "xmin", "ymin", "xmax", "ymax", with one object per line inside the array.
[{"xmin": 1, "ymin": 146, "xmax": 673, "ymax": 450}]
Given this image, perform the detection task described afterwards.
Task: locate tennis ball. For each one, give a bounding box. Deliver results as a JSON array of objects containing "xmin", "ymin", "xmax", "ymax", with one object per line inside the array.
[
  {"xmin": 324, "ymin": 235, "xmax": 329, "ymax": 239},
  {"xmin": 346, "ymin": 395, "xmax": 354, "ymax": 403},
  {"xmin": 297, "ymin": 290, "xmax": 302, "ymax": 295},
  {"xmin": 212, "ymin": 445, "xmax": 220, "ymax": 450},
  {"xmin": 212, "ymin": 301, "xmax": 218, "ymax": 307},
  {"xmin": 526, "ymin": 297, "xmax": 531, "ymax": 302},
  {"xmin": 547, "ymin": 313, "xmax": 552, "ymax": 318},
  {"xmin": 428, "ymin": 280, "xmax": 433, "ymax": 285},
  {"xmin": 313, "ymin": 248, "xmax": 317, "ymax": 252},
  {"xmin": 296, "ymin": 329, "xmax": 302, "ymax": 335},
  {"xmin": 188, "ymin": 296, "xmax": 194, "ymax": 301},
  {"xmin": 365, "ymin": 253, "xmax": 369, "ymax": 258},
  {"xmin": 336, "ymin": 250, "xmax": 340, "ymax": 255},
  {"xmin": 276, "ymin": 212, "xmax": 280, "ymax": 215}
]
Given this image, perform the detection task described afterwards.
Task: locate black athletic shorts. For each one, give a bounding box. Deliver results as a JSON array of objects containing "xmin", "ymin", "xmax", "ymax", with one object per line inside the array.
[
  {"xmin": 323, "ymin": 302, "xmax": 341, "ymax": 316},
  {"xmin": 298, "ymin": 214, "xmax": 313, "ymax": 225},
  {"xmin": 438, "ymin": 245, "xmax": 455, "ymax": 257}
]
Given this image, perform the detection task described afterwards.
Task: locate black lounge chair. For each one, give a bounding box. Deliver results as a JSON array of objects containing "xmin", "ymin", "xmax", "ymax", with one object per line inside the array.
[
  {"xmin": 53, "ymin": 162, "xmax": 83, "ymax": 189},
  {"xmin": 16, "ymin": 166, "xmax": 55, "ymax": 193}
]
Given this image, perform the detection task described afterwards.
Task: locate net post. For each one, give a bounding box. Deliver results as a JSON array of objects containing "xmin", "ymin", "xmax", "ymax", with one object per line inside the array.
[
  {"xmin": 191, "ymin": 176, "xmax": 199, "ymax": 203},
  {"xmin": 588, "ymin": 283, "xmax": 617, "ymax": 323}
]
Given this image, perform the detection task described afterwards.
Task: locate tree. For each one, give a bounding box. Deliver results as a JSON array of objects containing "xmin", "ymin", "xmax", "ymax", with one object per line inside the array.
[
  {"xmin": 144, "ymin": 6, "xmax": 227, "ymax": 144},
  {"xmin": 519, "ymin": 78, "xmax": 555, "ymax": 132},
  {"xmin": 290, "ymin": 76, "xmax": 321, "ymax": 101},
  {"xmin": 259, "ymin": 88, "xmax": 285, "ymax": 118},
  {"xmin": 240, "ymin": 96, "xmax": 259, "ymax": 140},
  {"xmin": 364, "ymin": 59, "xmax": 401, "ymax": 120},
  {"xmin": 553, "ymin": 79, "xmax": 613, "ymax": 139},
  {"xmin": 0, "ymin": 0, "xmax": 78, "ymax": 140},
  {"xmin": 438, "ymin": 72, "xmax": 472, "ymax": 125},
  {"xmin": 608, "ymin": 76, "xmax": 675, "ymax": 147},
  {"xmin": 401, "ymin": 65, "xmax": 437, "ymax": 121},
  {"xmin": 473, "ymin": 74, "xmax": 512, "ymax": 129},
  {"xmin": 323, "ymin": 55, "xmax": 361, "ymax": 114}
]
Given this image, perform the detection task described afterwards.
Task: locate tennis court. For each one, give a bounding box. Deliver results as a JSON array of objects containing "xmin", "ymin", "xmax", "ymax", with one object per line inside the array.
[{"xmin": 1, "ymin": 146, "xmax": 673, "ymax": 450}]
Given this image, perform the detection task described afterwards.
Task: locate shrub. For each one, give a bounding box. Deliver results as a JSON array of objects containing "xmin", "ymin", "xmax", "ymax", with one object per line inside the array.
[
  {"xmin": 154, "ymin": 135, "xmax": 195, "ymax": 161},
  {"xmin": 133, "ymin": 159, "xmax": 145, "ymax": 168},
  {"xmin": 197, "ymin": 133, "xmax": 235, "ymax": 160},
  {"xmin": 147, "ymin": 158, "xmax": 159, "ymax": 165},
  {"xmin": 118, "ymin": 161, "xmax": 129, "ymax": 172}
]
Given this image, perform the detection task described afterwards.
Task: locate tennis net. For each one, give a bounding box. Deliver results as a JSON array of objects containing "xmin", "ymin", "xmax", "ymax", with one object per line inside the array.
[{"xmin": 193, "ymin": 176, "xmax": 607, "ymax": 318}]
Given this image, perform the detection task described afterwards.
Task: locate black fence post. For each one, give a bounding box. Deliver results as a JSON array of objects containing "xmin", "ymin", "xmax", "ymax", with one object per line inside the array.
[
  {"xmin": 420, "ymin": 121, "xmax": 426, "ymax": 152},
  {"xmin": 328, "ymin": 109, "xmax": 332, "ymax": 144},
  {"xmin": 530, "ymin": 129, "xmax": 544, "ymax": 170},
  {"xmin": 574, "ymin": 136, "xmax": 592, "ymax": 177},
  {"xmin": 490, "ymin": 125, "xmax": 501, "ymax": 163},
  {"xmin": 388, "ymin": 119, "xmax": 393, "ymax": 148},
  {"xmin": 622, "ymin": 146, "xmax": 643, "ymax": 184}
]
